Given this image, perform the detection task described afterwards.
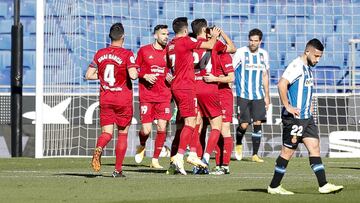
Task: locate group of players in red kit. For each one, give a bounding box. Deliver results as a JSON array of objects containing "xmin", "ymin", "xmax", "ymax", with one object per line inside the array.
[{"xmin": 85, "ymin": 16, "xmax": 239, "ymax": 177}]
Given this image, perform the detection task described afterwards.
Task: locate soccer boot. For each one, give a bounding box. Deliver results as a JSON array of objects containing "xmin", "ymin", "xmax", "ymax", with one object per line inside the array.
[
  {"xmin": 192, "ymin": 166, "xmax": 201, "ymax": 175},
  {"xmin": 112, "ymin": 170, "xmax": 126, "ymax": 178},
  {"xmin": 267, "ymin": 185, "xmax": 294, "ymax": 195},
  {"xmin": 252, "ymin": 154, "xmax": 264, "ymax": 163},
  {"xmin": 200, "ymin": 158, "xmax": 209, "ymax": 174},
  {"xmin": 173, "ymin": 154, "xmax": 187, "ymax": 175},
  {"xmin": 209, "ymin": 166, "xmax": 224, "ymax": 175},
  {"xmin": 318, "ymin": 183, "xmax": 344, "ymax": 194},
  {"xmin": 186, "ymin": 153, "xmax": 208, "ymax": 168},
  {"xmin": 234, "ymin": 145, "xmax": 243, "ymax": 161},
  {"xmin": 91, "ymin": 147, "xmax": 102, "ymax": 172},
  {"xmin": 134, "ymin": 145, "xmax": 146, "ymax": 164},
  {"xmin": 166, "ymin": 157, "xmax": 177, "ymax": 175},
  {"xmin": 166, "ymin": 162, "xmax": 177, "ymax": 175},
  {"xmin": 150, "ymin": 158, "xmax": 163, "ymax": 169},
  {"xmin": 221, "ymin": 166, "xmax": 230, "ymax": 174}
]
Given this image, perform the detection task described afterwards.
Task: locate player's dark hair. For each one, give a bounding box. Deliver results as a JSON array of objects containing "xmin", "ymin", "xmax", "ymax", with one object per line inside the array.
[
  {"xmin": 306, "ymin": 38, "xmax": 324, "ymax": 51},
  {"xmin": 188, "ymin": 32, "xmax": 197, "ymax": 38},
  {"xmin": 248, "ymin": 28, "xmax": 263, "ymax": 41},
  {"xmin": 206, "ymin": 25, "xmax": 215, "ymax": 35},
  {"xmin": 153, "ymin": 24, "xmax": 168, "ymax": 34},
  {"xmin": 191, "ymin": 18, "xmax": 207, "ymax": 36},
  {"xmin": 172, "ymin": 17, "xmax": 188, "ymax": 34},
  {"xmin": 109, "ymin": 22, "xmax": 124, "ymax": 41}
]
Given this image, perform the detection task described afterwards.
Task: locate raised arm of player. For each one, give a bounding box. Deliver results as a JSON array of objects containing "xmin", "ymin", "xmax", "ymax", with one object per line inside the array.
[
  {"xmin": 220, "ymin": 30, "xmax": 236, "ymax": 53},
  {"xmin": 199, "ymin": 27, "xmax": 221, "ymax": 50},
  {"xmin": 278, "ymin": 78, "xmax": 299, "ymax": 117}
]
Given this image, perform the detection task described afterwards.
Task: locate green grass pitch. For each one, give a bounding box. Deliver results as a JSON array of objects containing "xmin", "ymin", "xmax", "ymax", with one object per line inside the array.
[{"xmin": 0, "ymin": 157, "xmax": 359, "ymax": 203}]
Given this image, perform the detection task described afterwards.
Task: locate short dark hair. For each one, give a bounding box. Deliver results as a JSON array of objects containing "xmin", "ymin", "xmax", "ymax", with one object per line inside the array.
[
  {"xmin": 109, "ymin": 22, "xmax": 124, "ymax": 41},
  {"xmin": 248, "ymin": 28, "xmax": 263, "ymax": 41},
  {"xmin": 172, "ymin": 17, "xmax": 188, "ymax": 34},
  {"xmin": 306, "ymin": 38, "xmax": 324, "ymax": 51},
  {"xmin": 191, "ymin": 18, "xmax": 207, "ymax": 36},
  {"xmin": 153, "ymin": 24, "xmax": 168, "ymax": 34}
]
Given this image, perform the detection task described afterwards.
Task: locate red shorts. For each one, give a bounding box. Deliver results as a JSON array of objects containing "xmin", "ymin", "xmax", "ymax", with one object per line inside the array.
[
  {"xmin": 140, "ymin": 102, "xmax": 172, "ymax": 123},
  {"xmin": 219, "ymin": 88, "xmax": 233, "ymax": 122},
  {"xmin": 100, "ymin": 103, "xmax": 133, "ymax": 127},
  {"xmin": 196, "ymin": 84, "xmax": 222, "ymax": 118},
  {"xmin": 172, "ymin": 89, "xmax": 197, "ymax": 118}
]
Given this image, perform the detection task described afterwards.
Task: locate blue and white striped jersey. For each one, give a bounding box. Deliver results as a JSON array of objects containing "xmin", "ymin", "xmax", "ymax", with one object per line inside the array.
[
  {"xmin": 282, "ymin": 57, "xmax": 314, "ymax": 119},
  {"xmin": 232, "ymin": 46, "xmax": 269, "ymax": 100}
]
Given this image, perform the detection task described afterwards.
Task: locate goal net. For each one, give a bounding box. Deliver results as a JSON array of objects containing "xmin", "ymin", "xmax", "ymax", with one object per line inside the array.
[{"xmin": 36, "ymin": 0, "xmax": 360, "ymax": 158}]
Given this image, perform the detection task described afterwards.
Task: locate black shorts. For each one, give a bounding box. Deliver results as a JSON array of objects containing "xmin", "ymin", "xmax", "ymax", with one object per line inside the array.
[
  {"xmin": 282, "ymin": 115, "xmax": 319, "ymax": 150},
  {"xmin": 236, "ymin": 97, "xmax": 266, "ymax": 124}
]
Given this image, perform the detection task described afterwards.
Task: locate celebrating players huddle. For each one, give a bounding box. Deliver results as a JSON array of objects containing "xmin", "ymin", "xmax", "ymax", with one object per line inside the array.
[{"xmin": 85, "ymin": 17, "xmax": 343, "ymax": 195}]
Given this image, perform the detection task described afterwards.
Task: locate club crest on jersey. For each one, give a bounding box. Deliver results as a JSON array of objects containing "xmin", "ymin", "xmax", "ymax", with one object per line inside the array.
[
  {"xmin": 149, "ymin": 55, "xmax": 154, "ymax": 59},
  {"xmin": 130, "ymin": 56, "xmax": 136, "ymax": 64},
  {"xmin": 305, "ymin": 78, "xmax": 313, "ymax": 86}
]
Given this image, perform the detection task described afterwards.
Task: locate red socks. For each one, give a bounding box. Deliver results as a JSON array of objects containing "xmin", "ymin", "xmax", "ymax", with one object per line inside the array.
[
  {"xmin": 96, "ymin": 132, "xmax": 112, "ymax": 149},
  {"xmin": 215, "ymin": 136, "xmax": 233, "ymax": 166},
  {"xmin": 223, "ymin": 137, "xmax": 233, "ymax": 166},
  {"xmin": 115, "ymin": 133, "xmax": 128, "ymax": 172},
  {"xmin": 153, "ymin": 131, "xmax": 166, "ymax": 159},
  {"xmin": 205, "ymin": 129, "xmax": 221, "ymax": 155},
  {"xmin": 190, "ymin": 124, "xmax": 200, "ymax": 153},
  {"xmin": 177, "ymin": 125, "xmax": 194, "ymax": 154}
]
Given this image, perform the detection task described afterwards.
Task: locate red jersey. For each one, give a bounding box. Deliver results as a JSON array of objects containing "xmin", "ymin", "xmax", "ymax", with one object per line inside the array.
[
  {"xmin": 90, "ymin": 46, "xmax": 138, "ymax": 104},
  {"xmin": 194, "ymin": 39, "xmax": 227, "ymax": 78},
  {"xmin": 136, "ymin": 44, "xmax": 171, "ymax": 103},
  {"xmin": 167, "ymin": 36, "xmax": 202, "ymax": 90},
  {"xmin": 218, "ymin": 52, "xmax": 234, "ymax": 90},
  {"xmin": 194, "ymin": 39, "xmax": 227, "ymax": 92}
]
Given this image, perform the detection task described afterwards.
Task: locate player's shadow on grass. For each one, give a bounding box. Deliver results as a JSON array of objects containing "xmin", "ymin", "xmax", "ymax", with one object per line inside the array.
[
  {"xmin": 238, "ymin": 188, "xmax": 268, "ymax": 193},
  {"xmin": 239, "ymin": 188, "xmax": 311, "ymax": 194},
  {"xmin": 103, "ymin": 163, "xmax": 149, "ymax": 168},
  {"xmin": 230, "ymin": 157, "xmax": 253, "ymax": 162},
  {"xmin": 330, "ymin": 166, "xmax": 360, "ymax": 170},
  {"xmin": 54, "ymin": 173, "xmax": 103, "ymax": 178},
  {"xmin": 123, "ymin": 168, "xmax": 167, "ymax": 174}
]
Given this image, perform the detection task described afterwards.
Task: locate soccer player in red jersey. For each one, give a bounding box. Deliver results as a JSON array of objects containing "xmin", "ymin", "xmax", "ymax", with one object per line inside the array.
[
  {"xmin": 85, "ymin": 23, "xmax": 138, "ymax": 178},
  {"xmin": 190, "ymin": 19, "xmax": 236, "ymax": 174},
  {"xmin": 166, "ymin": 17, "xmax": 220, "ymax": 175},
  {"xmin": 204, "ymin": 52, "xmax": 235, "ymax": 175},
  {"xmin": 134, "ymin": 25, "xmax": 171, "ymax": 169}
]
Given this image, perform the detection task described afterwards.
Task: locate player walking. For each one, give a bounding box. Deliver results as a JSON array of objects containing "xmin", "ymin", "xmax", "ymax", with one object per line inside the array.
[
  {"xmin": 86, "ymin": 23, "xmax": 138, "ymax": 177},
  {"xmin": 267, "ymin": 39, "xmax": 343, "ymax": 194},
  {"xmin": 134, "ymin": 25, "xmax": 171, "ymax": 169}
]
